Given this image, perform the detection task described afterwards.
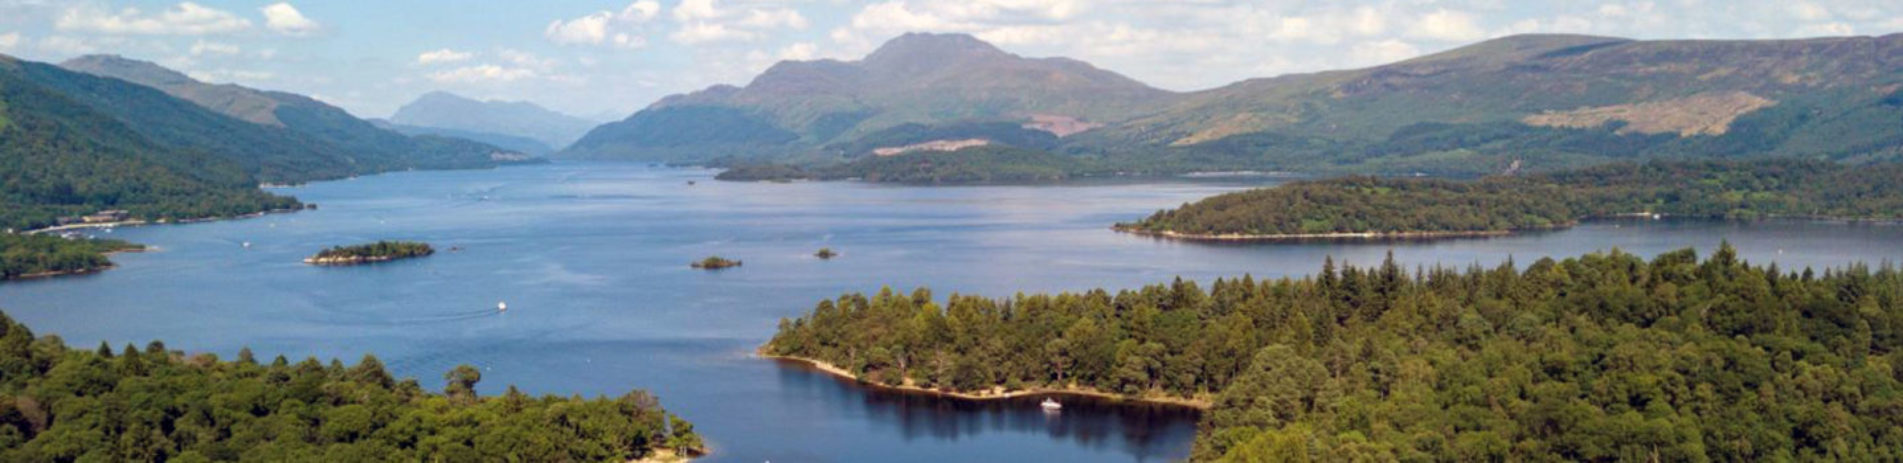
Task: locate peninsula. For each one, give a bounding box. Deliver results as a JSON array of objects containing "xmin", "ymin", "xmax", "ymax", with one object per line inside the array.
[
  {"xmin": 766, "ymin": 247, "xmax": 1903, "ymax": 461},
  {"xmin": 1117, "ymin": 160, "xmax": 1903, "ymax": 241}
]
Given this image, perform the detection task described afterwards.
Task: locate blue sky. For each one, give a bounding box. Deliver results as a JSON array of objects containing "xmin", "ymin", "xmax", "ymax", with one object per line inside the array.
[{"xmin": 1, "ymin": 0, "xmax": 1898, "ymax": 120}]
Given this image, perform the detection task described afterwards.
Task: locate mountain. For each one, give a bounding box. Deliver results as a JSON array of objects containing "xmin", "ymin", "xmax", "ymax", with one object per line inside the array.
[
  {"xmin": 390, "ymin": 91, "xmax": 595, "ymax": 149},
  {"xmin": 562, "ymin": 32, "xmax": 1176, "ymax": 162},
  {"xmin": 59, "ymin": 55, "xmax": 533, "ymax": 182},
  {"xmin": 0, "ymin": 55, "xmax": 299, "ymax": 230},
  {"xmin": 370, "ymin": 119, "xmax": 555, "ymax": 156},
  {"xmin": 573, "ymin": 32, "xmax": 1903, "ymax": 176},
  {"xmin": 1071, "ymin": 33, "xmax": 1903, "ymax": 174}
]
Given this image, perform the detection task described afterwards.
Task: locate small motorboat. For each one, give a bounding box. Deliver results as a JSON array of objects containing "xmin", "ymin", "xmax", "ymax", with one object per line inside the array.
[
  {"xmin": 1040, "ymin": 398, "xmax": 1062, "ymax": 411},
  {"xmin": 497, "ymin": 301, "xmax": 508, "ymax": 312}
]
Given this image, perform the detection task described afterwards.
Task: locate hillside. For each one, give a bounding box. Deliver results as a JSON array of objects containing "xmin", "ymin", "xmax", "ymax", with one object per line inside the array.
[
  {"xmin": 60, "ymin": 55, "xmax": 533, "ymax": 182},
  {"xmin": 1118, "ymin": 160, "xmax": 1903, "ymax": 239},
  {"xmin": 573, "ymin": 33, "xmax": 1903, "ymax": 175},
  {"xmin": 389, "ymin": 91, "xmax": 595, "ymax": 149},
  {"xmin": 0, "ymin": 56, "xmax": 300, "ymax": 231},
  {"xmin": 1074, "ymin": 33, "xmax": 1903, "ymax": 175},
  {"xmin": 562, "ymin": 32, "xmax": 1175, "ymax": 162}
]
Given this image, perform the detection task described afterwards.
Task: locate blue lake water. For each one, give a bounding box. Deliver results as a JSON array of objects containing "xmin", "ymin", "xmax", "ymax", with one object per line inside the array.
[{"xmin": 3, "ymin": 162, "xmax": 1900, "ymax": 461}]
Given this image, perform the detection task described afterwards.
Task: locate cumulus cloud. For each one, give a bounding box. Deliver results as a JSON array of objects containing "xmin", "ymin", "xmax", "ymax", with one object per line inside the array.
[
  {"xmin": 416, "ymin": 48, "xmax": 473, "ymax": 65},
  {"xmin": 0, "ymin": 32, "xmax": 20, "ymax": 51},
  {"xmin": 261, "ymin": 3, "xmax": 321, "ymax": 36},
  {"xmin": 427, "ymin": 64, "xmax": 538, "ymax": 84},
  {"xmin": 667, "ymin": 0, "xmax": 808, "ymax": 45},
  {"xmin": 1409, "ymin": 9, "xmax": 1485, "ymax": 42},
  {"xmin": 56, "ymin": 2, "xmax": 252, "ymax": 36},
  {"xmin": 546, "ymin": 0, "xmax": 661, "ymax": 48}
]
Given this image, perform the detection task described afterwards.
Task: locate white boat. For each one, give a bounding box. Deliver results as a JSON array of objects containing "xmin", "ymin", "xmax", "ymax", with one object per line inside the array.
[
  {"xmin": 1040, "ymin": 398, "xmax": 1061, "ymax": 410},
  {"xmin": 498, "ymin": 301, "xmax": 508, "ymax": 312}
]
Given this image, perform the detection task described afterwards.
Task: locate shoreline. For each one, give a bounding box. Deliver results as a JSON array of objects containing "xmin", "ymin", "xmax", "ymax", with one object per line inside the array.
[
  {"xmin": 762, "ymin": 353, "xmax": 1212, "ymax": 410},
  {"xmin": 23, "ymin": 207, "xmax": 307, "ymax": 235},
  {"xmin": 1113, "ymin": 227, "xmax": 1525, "ymax": 242},
  {"xmin": 1, "ymin": 247, "xmax": 148, "ymax": 282},
  {"xmin": 1115, "ymin": 211, "xmax": 1903, "ymax": 244}
]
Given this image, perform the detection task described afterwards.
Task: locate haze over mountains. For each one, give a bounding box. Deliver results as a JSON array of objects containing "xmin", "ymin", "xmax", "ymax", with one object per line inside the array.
[
  {"xmin": 565, "ymin": 32, "xmax": 1903, "ymax": 176},
  {"xmin": 562, "ymin": 32, "xmax": 1173, "ymax": 161},
  {"xmin": 388, "ymin": 92, "xmax": 597, "ymax": 151}
]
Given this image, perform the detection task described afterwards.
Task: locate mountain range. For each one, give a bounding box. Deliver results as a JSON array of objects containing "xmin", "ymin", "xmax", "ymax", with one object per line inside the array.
[
  {"xmin": 389, "ymin": 91, "xmax": 597, "ymax": 151},
  {"xmin": 566, "ymin": 32, "xmax": 1903, "ymax": 176},
  {"xmin": 60, "ymin": 55, "xmax": 534, "ymax": 182},
  {"xmin": 0, "ymin": 54, "xmax": 540, "ymax": 230}
]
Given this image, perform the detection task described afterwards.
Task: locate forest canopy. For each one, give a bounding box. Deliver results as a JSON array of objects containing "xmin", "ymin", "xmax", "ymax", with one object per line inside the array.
[
  {"xmin": 1120, "ymin": 160, "xmax": 1903, "ymax": 238},
  {"xmin": 0, "ymin": 310, "xmax": 702, "ymax": 461},
  {"xmin": 0, "ymin": 234, "xmax": 141, "ymax": 281},
  {"xmin": 768, "ymin": 245, "xmax": 1903, "ymax": 461}
]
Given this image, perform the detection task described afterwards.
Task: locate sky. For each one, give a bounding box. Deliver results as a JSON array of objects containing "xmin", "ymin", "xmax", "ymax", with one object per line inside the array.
[{"xmin": 1, "ymin": 0, "xmax": 1898, "ymax": 120}]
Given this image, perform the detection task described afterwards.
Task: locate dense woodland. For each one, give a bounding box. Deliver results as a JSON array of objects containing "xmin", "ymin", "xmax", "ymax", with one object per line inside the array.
[
  {"xmin": 307, "ymin": 241, "xmax": 434, "ymax": 264},
  {"xmin": 0, "ymin": 310, "xmax": 702, "ymax": 461},
  {"xmin": 1122, "ymin": 160, "xmax": 1903, "ymax": 237},
  {"xmin": 0, "ymin": 234, "xmax": 141, "ymax": 281},
  {"xmin": 768, "ymin": 245, "xmax": 1903, "ymax": 461}
]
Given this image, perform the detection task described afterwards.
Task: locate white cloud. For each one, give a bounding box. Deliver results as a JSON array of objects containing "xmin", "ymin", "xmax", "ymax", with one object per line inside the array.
[
  {"xmin": 1410, "ymin": 9, "xmax": 1485, "ymax": 42},
  {"xmin": 0, "ymin": 32, "xmax": 20, "ymax": 51},
  {"xmin": 56, "ymin": 2, "xmax": 252, "ymax": 36},
  {"xmin": 1351, "ymin": 39, "xmax": 1421, "ymax": 66},
  {"xmin": 189, "ymin": 39, "xmax": 239, "ymax": 56},
  {"xmin": 667, "ymin": 0, "xmax": 809, "ymax": 45},
  {"xmin": 427, "ymin": 64, "xmax": 538, "ymax": 83},
  {"xmin": 1789, "ymin": 2, "xmax": 1833, "ymax": 21},
  {"xmin": 417, "ymin": 48, "xmax": 473, "ymax": 65},
  {"xmin": 776, "ymin": 42, "xmax": 817, "ymax": 61},
  {"xmin": 546, "ymin": 1, "xmax": 661, "ymax": 48},
  {"xmin": 261, "ymin": 3, "xmax": 321, "ymax": 36}
]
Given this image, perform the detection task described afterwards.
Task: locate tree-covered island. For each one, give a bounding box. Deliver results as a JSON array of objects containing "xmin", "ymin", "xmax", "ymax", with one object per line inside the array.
[
  {"xmin": 304, "ymin": 241, "xmax": 435, "ymax": 266},
  {"xmin": 1117, "ymin": 160, "xmax": 1903, "ymax": 240},
  {"xmin": 0, "ymin": 310, "xmax": 704, "ymax": 461},
  {"xmin": 690, "ymin": 256, "xmax": 742, "ymax": 270},
  {"xmin": 767, "ymin": 245, "xmax": 1903, "ymax": 460}
]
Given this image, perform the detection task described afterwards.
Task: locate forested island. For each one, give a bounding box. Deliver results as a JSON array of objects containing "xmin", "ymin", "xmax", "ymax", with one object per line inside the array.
[
  {"xmin": 768, "ymin": 245, "xmax": 1903, "ymax": 460},
  {"xmin": 691, "ymin": 256, "xmax": 742, "ymax": 270},
  {"xmin": 304, "ymin": 241, "xmax": 435, "ymax": 266},
  {"xmin": 0, "ymin": 310, "xmax": 704, "ymax": 461},
  {"xmin": 0, "ymin": 233, "xmax": 144, "ymax": 281},
  {"xmin": 1119, "ymin": 160, "xmax": 1903, "ymax": 240}
]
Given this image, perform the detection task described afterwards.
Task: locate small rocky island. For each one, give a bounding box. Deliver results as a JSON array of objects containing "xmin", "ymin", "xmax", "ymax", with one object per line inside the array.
[
  {"xmin": 690, "ymin": 256, "xmax": 742, "ymax": 270},
  {"xmin": 304, "ymin": 241, "xmax": 434, "ymax": 265}
]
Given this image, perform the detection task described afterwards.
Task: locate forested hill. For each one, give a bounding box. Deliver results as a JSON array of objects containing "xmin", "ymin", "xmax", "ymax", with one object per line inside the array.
[
  {"xmin": 767, "ymin": 246, "xmax": 1903, "ymax": 460},
  {"xmin": 1118, "ymin": 160, "xmax": 1903, "ymax": 239},
  {"xmin": 60, "ymin": 55, "xmax": 535, "ymax": 183},
  {"xmin": 0, "ymin": 57, "xmax": 300, "ymax": 231},
  {"xmin": 568, "ymin": 33, "xmax": 1903, "ymax": 176},
  {"xmin": 0, "ymin": 310, "xmax": 704, "ymax": 461}
]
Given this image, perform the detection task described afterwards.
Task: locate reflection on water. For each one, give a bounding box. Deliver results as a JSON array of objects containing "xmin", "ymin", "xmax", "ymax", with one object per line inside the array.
[
  {"xmin": 774, "ymin": 359, "xmax": 1201, "ymax": 461},
  {"xmin": 1, "ymin": 162, "xmax": 1898, "ymax": 462}
]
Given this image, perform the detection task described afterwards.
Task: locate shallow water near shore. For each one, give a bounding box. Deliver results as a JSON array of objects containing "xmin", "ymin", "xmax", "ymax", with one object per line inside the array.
[{"xmin": 3, "ymin": 162, "xmax": 1900, "ymax": 461}]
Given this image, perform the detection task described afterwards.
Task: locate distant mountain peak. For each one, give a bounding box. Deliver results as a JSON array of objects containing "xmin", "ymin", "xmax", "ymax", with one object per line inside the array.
[
  {"xmin": 862, "ymin": 32, "xmax": 1013, "ymax": 73},
  {"xmin": 390, "ymin": 91, "xmax": 595, "ymax": 148}
]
